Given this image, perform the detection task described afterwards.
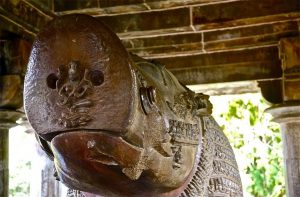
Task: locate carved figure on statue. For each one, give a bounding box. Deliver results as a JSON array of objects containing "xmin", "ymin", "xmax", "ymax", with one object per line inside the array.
[{"xmin": 24, "ymin": 14, "xmax": 243, "ymax": 197}]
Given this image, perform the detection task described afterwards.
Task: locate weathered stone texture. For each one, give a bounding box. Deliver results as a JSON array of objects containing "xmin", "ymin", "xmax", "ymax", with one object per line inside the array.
[
  {"xmin": 0, "ymin": 0, "xmax": 53, "ymax": 38},
  {"xmin": 0, "ymin": 75, "xmax": 23, "ymax": 109},
  {"xmin": 151, "ymin": 46, "xmax": 282, "ymax": 84},
  {"xmin": 155, "ymin": 46, "xmax": 279, "ymax": 69},
  {"xmin": 268, "ymin": 105, "xmax": 300, "ymax": 197},
  {"xmin": 192, "ymin": 0, "xmax": 300, "ymax": 25},
  {"xmin": 99, "ymin": 0, "xmax": 143, "ymax": 8},
  {"xmin": 54, "ymin": 0, "xmax": 98, "ymax": 11},
  {"xmin": 170, "ymin": 60, "xmax": 281, "ymax": 85},
  {"xmin": 279, "ymin": 37, "xmax": 300, "ymax": 101},
  {"xmin": 204, "ymin": 21, "xmax": 300, "ymax": 51},
  {"xmin": 1, "ymin": 0, "xmax": 300, "ymax": 85},
  {"xmin": 123, "ymin": 33, "xmax": 203, "ymax": 56},
  {"xmin": 28, "ymin": 0, "xmax": 54, "ymax": 11},
  {"xmin": 97, "ymin": 8, "xmax": 190, "ymax": 33},
  {"xmin": 123, "ymin": 33, "xmax": 202, "ymax": 49},
  {"xmin": 0, "ymin": 128, "xmax": 8, "ymax": 197}
]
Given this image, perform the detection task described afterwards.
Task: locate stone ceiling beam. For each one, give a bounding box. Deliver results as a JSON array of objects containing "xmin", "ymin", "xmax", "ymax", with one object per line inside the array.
[
  {"xmin": 118, "ymin": 12, "xmax": 300, "ymax": 39},
  {"xmin": 0, "ymin": 0, "xmax": 54, "ymax": 39},
  {"xmin": 0, "ymin": 0, "xmax": 299, "ymax": 87},
  {"xmin": 153, "ymin": 46, "xmax": 282, "ymax": 85},
  {"xmin": 86, "ymin": 0, "xmax": 300, "ymax": 35},
  {"xmin": 123, "ymin": 20, "xmax": 300, "ymax": 57},
  {"xmin": 55, "ymin": 0, "xmax": 235, "ymax": 15}
]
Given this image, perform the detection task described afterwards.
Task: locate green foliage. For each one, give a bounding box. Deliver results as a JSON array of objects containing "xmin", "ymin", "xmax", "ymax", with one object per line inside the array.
[
  {"xmin": 211, "ymin": 94, "xmax": 285, "ymax": 197},
  {"xmin": 9, "ymin": 160, "xmax": 31, "ymax": 197}
]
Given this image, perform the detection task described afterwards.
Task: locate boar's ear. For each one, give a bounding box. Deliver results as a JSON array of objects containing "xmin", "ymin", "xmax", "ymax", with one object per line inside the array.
[{"xmin": 194, "ymin": 93, "xmax": 213, "ymax": 116}]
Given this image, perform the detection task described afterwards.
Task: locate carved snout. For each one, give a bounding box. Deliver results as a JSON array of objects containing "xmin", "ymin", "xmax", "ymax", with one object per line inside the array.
[
  {"xmin": 24, "ymin": 14, "xmax": 136, "ymax": 139},
  {"xmin": 51, "ymin": 131, "xmax": 145, "ymax": 182}
]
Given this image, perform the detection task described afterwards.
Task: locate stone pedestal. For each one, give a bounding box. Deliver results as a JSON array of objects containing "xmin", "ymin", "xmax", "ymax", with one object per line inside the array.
[
  {"xmin": 267, "ymin": 103, "xmax": 300, "ymax": 197},
  {"xmin": 0, "ymin": 110, "xmax": 23, "ymax": 197}
]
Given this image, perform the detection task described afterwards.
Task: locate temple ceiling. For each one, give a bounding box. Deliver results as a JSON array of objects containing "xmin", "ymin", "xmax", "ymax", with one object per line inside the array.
[{"xmin": 0, "ymin": 0, "xmax": 299, "ymax": 86}]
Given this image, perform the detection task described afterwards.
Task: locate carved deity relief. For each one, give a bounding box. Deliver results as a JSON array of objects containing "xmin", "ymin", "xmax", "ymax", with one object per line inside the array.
[
  {"xmin": 24, "ymin": 14, "xmax": 243, "ymax": 197},
  {"xmin": 46, "ymin": 61, "xmax": 104, "ymax": 128},
  {"xmin": 56, "ymin": 61, "xmax": 93, "ymax": 127}
]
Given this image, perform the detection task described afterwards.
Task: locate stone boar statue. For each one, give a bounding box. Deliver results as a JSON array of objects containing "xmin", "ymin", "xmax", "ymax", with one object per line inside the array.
[{"xmin": 24, "ymin": 14, "xmax": 243, "ymax": 197}]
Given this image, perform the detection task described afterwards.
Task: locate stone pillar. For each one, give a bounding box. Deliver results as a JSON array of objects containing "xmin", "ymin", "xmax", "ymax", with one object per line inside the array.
[
  {"xmin": 0, "ymin": 110, "xmax": 23, "ymax": 197},
  {"xmin": 267, "ymin": 104, "xmax": 300, "ymax": 196},
  {"xmin": 265, "ymin": 36, "xmax": 300, "ymax": 197},
  {"xmin": 0, "ymin": 124, "xmax": 9, "ymax": 197}
]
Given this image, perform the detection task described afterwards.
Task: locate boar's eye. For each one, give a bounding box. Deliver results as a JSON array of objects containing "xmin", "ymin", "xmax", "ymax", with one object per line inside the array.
[{"xmin": 140, "ymin": 86, "xmax": 157, "ymax": 114}]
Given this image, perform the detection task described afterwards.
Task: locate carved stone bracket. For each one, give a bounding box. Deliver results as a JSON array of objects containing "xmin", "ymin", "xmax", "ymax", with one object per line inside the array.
[{"xmin": 279, "ymin": 36, "xmax": 300, "ymax": 101}]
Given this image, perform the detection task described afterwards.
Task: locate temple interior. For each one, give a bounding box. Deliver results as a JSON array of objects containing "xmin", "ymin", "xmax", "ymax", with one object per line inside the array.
[{"xmin": 0, "ymin": 0, "xmax": 300, "ymax": 196}]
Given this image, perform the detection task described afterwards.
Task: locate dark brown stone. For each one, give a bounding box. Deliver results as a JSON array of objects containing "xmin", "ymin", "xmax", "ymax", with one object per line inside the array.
[
  {"xmin": 24, "ymin": 14, "xmax": 242, "ymax": 197},
  {"xmin": 99, "ymin": 0, "xmax": 143, "ymax": 8},
  {"xmin": 258, "ymin": 79, "xmax": 283, "ymax": 105},
  {"xmin": 170, "ymin": 60, "xmax": 281, "ymax": 85},
  {"xmin": 192, "ymin": 0, "xmax": 300, "ymax": 25},
  {"xmin": 194, "ymin": 12, "xmax": 300, "ymax": 32},
  {"xmin": 279, "ymin": 36, "xmax": 300, "ymax": 101},
  {"xmin": 155, "ymin": 46, "xmax": 280, "ymax": 69},
  {"xmin": 123, "ymin": 32, "xmax": 203, "ymax": 56},
  {"xmin": 0, "ymin": 39, "xmax": 32, "ymax": 75},
  {"xmin": 151, "ymin": 46, "xmax": 282, "ymax": 85},
  {"xmin": 0, "ymin": 0, "xmax": 53, "ymax": 36},
  {"xmin": 147, "ymin": 0, "xmax": 229, "ymax": 10},
  {"xmin": 0, "ymin": 38, "xmax": 31, "ymax": 109},
  {"xmin": 54, "ymin": 0, "xmax": 98, "ymax": 11},
  {"xmin": 205, "ymin": 31, "xmax": 299, "ymax": 52},
  {"xmin": 0, "ymin": 75, "xmax": 23, "ymax": 109},
  {"xmin": 97, "ymin": 8, "xmax": 190, "ymax": 33},
  {"xmin": 28, "ymin": 0, "xmax": 54, "ymax": 11},
  {"xmin": 123, "ymin": 32, "xmax": 202, "ymax": 49},
  {"xmin": 128, "ymin": 42, "xmax": 203, "ymax": 57},
  {"xmin": 204, "ymin": 21, "xmax": 299, "ymax": 42}
]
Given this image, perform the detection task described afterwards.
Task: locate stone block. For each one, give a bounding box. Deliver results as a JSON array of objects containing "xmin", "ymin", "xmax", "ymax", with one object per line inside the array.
[
  {"xmin": 54, "ymin": 0, "xmax": 98, "ymax": 11},
  {"xmin": 192, "ymin": 0, "xmax": 300, "ymax": 25},
  {"xmin": 0, "ymin": 75, "xmax": 23, "ymax": 109},
  {"xmin": 128, "ymin": 42, "xmax": 203, "ymax": 57},
  {"xmin": 204, "ymin": 21, "xmax": 298, "ymax": 42},
  {"xmin": 279, "ymin": 36, "xmax": 300, "ymax": 101},
  {"xmin": 123, "ymin": 33, "xmax": 202, "ymax": 49},
  {"xmin": 170, "ymin": 60, "xmax": 281, "ymax": 85},
  {"xmin": 97, "ymin": 8, "xmax": 190, "ymax": 33},
  {"xmin": 155, "ymin": 46, "xmax": 279, "ymax": 69},
  {"xmin": 151, "ymin": 46, "xmax": 282, "ymax": 84},
  {"xmin": 99, "ymin": 0, "xmax": 143, "ymax": 8}
]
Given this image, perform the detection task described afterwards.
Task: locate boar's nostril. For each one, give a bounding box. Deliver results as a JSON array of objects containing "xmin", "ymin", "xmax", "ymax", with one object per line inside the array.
[
  {"xmin": 90, "ymin": 70, "xmax": 104, "ymax": 86},
  {"xmin": 46, "ymin": 73, "xmax": 58, "ymax": 89}
]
